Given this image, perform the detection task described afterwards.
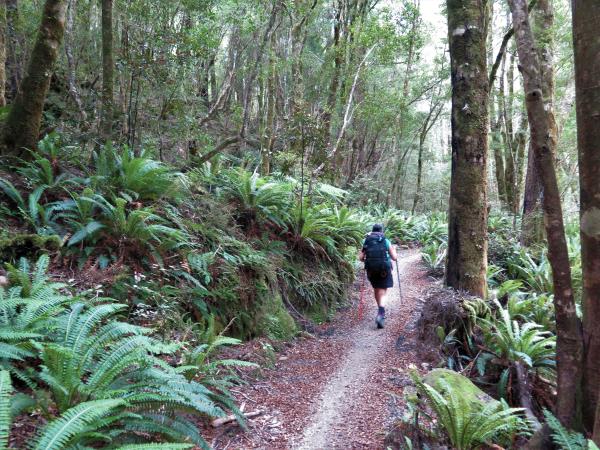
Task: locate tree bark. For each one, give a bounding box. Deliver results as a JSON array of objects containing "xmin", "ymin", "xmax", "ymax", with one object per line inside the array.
[
  {"xmin": 521, "ymin": 0, "xmax": 555, "ymax": 245},
  {"xmin": 0, "ymin": 1, "xmax": 6, "ymax": 107},
  {"xmin": 64, "ymin": 0, "xmax": 86, "ymax": 124},
  {"xmin": 491, "ymin": 96, "xmax": 507, "ymax": 206},
  {"xmin": 445, "ymin": 0, "xmax": 489, "ymax": 298},
  {"xmin": 5, "ymin": 0, "xmax": 21, "ymax": 101},
  {"xmin": 508, "ymin": 0, "xmax": 583, "ymax": 428},
  {"xmin": 572, "ymin": 0, "xmax": 600, "ymax": 439},
  {"xmin": 100, "ymin": 0, "xmax": 113, "ymax": 140},
  {"xmin": 1, "ymin": 0, "xmax": 67, "ymax": 156}
]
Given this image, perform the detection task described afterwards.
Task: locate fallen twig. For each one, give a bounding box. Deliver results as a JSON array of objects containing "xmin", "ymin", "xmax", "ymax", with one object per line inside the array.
[{"xmin": 211, "ymin": 410, "xmax": 263, "ymax": 427}]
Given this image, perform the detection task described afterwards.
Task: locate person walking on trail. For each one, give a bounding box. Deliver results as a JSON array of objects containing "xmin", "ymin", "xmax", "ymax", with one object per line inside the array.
[{"xmin": 359, "ymin": 223, "xmax": 398, "ymax": 329}]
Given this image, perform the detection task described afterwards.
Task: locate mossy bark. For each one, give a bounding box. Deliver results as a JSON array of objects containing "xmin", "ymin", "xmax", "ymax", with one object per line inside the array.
[
  {"xmin": 0, "ymin": 1, "xmax": 6, "ymax": 107},
  {"xmin": 445, "ymin": 0, "xmax": 489, "ymax": 298},
  {"xmin": 508, "ymin": 0, "xmax": 583, "ymax": 428},
  {"xmin": 1, "ymin": 0, "xmax": 67, "ymax": 157},
  {"xmin": 573, "ymin": 0, "xmax": 600, "ymax": 440}
]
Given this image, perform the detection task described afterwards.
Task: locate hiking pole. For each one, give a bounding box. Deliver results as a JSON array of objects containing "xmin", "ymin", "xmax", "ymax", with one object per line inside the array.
[
  {"xmin": 396, "ymin": 260, "xmax": 403, "ymax": 304},
  {"xmin": 357, "ymin": 268, "xmax": 366, "ymax": 320}
]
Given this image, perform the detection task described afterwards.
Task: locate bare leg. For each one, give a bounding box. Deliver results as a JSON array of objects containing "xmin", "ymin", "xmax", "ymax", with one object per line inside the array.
[{"xmin": 373, "ymin": 288, "xmax": 388, "ymax": 308}]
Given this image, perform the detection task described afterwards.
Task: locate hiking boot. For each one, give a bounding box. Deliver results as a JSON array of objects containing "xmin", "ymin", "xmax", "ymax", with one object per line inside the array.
[{"xmin": 376, "ymin": 314, "xmax": 385, "ymax": 329}]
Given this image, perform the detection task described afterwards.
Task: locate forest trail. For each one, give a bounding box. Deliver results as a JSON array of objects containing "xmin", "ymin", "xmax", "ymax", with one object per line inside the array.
[{"xmin": 209, "ymin": 249, "xmax": 435, "ymax": 449}]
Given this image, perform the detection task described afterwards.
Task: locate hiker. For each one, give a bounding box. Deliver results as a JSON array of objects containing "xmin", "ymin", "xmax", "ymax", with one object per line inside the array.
[{"xmin": 359, "ymin": 223, "xmax": 398, "ymax": 329}]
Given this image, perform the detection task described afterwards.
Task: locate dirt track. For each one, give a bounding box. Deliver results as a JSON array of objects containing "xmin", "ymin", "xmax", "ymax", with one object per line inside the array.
[{"xmin": 209, "ymin": 249, "xmax": 435, "ymax": 449}]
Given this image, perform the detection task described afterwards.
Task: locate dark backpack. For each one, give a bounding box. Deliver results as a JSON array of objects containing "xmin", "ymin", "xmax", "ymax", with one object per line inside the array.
[{"xmin": 363, "ymin": 232, "xmax": 391, "ymax": 275}]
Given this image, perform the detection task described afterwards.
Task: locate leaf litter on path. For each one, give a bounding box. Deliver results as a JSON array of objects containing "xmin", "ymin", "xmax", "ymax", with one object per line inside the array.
[{"xmin": 208, "ymin": 249, "xmax": 438, "ymax": 449}]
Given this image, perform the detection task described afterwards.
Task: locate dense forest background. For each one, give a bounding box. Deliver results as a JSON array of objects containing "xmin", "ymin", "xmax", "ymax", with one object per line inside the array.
[{"xmin": 0, "ymin": 0, "xmax": 599, "ymax": 448}]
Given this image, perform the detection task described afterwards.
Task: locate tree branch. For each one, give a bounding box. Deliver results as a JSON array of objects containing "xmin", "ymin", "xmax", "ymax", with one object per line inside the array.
[{"xmin": 488, "ymin": 0, "xmax": 538, "ymax": 91}]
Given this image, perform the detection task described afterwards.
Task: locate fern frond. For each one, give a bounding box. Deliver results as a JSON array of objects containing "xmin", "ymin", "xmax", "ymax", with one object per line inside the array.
[
  {"xmin": 31, "ymin": 399, "xmax": 125, "ymax": 450},
  {"xmin": 0, "ymin": 370, "xmax": 12, "ymax": 448},
  {"xmin": 543, "ymin": 409, "xmax": 587, "ymax": 450}
]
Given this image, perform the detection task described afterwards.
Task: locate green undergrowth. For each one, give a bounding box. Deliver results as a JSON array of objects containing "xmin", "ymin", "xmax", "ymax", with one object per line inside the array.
[{"xmin": 0, "ymin": 135, "xmax": 366, "ymax": 342}]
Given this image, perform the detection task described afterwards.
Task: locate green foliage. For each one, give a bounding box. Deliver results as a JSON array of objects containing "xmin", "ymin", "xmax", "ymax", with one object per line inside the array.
[
  {"xmin": 91, "ymin": 146, "xmax": 185, "ymax": 201},
  {"xmin": 0, "ymin": 256, "xmax": 243, "ymax": 448},
  {"xmin": 505, "ymin": 247, "xmax": 554, "ymax": 294},
  {"xmin": 543, "ymin": 409, "xmax": 594, "ymax": 450},
  {"xmin": 479, "ymin": 300, "xmax": 556, "ymax": 376},
  {"xmin": 221, "ymin": 169, "xmax": 292, "ymax": 229},
  {"xmin": 82, "ymin": 194, "xmax": 189, "ymax": 263},
  {"xmin": 421, "ymin": 241, "xmax": 446, "ymax": 276},
  {"xmin": 411, "ymin": 372, "xmax": 529, "ymax": 449},
  {"xmin": 0, "ymin": 178, "xmax": 58, "ymax": 235},
  {"xmin": 0, "ymin": 371, "xmax": 11, "ymax": 448}
]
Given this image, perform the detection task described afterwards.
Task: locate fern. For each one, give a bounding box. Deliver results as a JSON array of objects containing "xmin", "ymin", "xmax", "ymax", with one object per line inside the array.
[
  {"xmin": 30, "ymin": 399, "xmax": 125, "ymax": 450},
  {"xmin": 543, "ymin": 409, "xmax": 588, "ymax": 450},
  {"xmin": 411, "ymin": 372, "xmax": 529, "ymax": 449},
  {"xmin": 0, "ymin": 370, "xmax": 11, "ymax": 448}
]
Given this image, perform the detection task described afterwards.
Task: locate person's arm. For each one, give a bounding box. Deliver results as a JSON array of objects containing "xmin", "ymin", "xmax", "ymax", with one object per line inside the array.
[
  {"xmin": 389, "ymin": 241, "xmax": 398, "ymax": 261},
  {"xmin": 359, "ymin": 248, "xmax": 365, "ymax": 261}
]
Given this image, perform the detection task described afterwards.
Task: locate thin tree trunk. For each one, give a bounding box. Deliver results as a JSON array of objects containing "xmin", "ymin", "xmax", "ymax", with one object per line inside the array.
[
  {"xmin": 100, "ymin": 0, "xmax": 113, "ymax": 140},
  {"xmin": 412, "ymin": 102, "xmax": 442, "ymax": 215},
  {"xmin": 320, "ymin": 0, "xmax": 344, "ymax": 162},
  {"xmin": 261, "ymin": 29, "xmax": 278, "ymax": 175},
  {"xmin": 240, "ymin": 2, "xmax": 279, "ymax": 139},
  {"xmin": 508, "ymin": 0, "xmax": 583, "ymax": 427},
  {"xmin": 64, "ymin": 0, "xmax": 86, "ymax": 124},
  {"xmin": 572, "ymin": 0, "xmax": 600, "ymax": 439},
  {"xmin": 1, "ymin": 0, "xmax": 67, "ymax": 156},
  {"xmin": 445, "ymin": 0, "xmax": 489, "ymax": 298},
  {"xmin": 521, "ymin": 0, "xmax": 555, "ymax": 245},
  {"xmin": 491, "ymin": 96, "xmax": 507, "ymax": 205},
  {"xmin": 0, "ymin": 1, "xmax": 6, "ymax": 107}
]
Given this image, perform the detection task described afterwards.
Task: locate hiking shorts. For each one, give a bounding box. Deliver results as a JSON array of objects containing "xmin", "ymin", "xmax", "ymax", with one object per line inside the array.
[{"xmin": 367, "ymin": 268, "xmax": 393, "ymax": 289}]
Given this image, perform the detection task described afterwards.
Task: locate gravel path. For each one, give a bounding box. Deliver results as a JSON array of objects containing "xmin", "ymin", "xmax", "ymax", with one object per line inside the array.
[{"xmin": 208, "ymin": 249, "xmax": 434, "ymax": 449}]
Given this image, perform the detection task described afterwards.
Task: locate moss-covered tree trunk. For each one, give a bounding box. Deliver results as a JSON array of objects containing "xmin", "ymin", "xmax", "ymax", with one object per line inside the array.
[
  {"xmin": 508, "ymin": 0, "xmax": 583, "ymax": 428},
  {"xmin": 0, "ymin": 1, "xmax": 6, "ymax": 107},
  {"xmin": 1, "ymin": 0, "xmax": 67, "ymax": 157},
  {"xmin": 572, "ymin": 0, "xmax": 600, "ymax": 440},
  {"xmin": 6, "ymin": 0, "xmax": 21, "ymax": 101},
  {"xmin": 100, "ymin": 0, "xmax": 113, "ymax": 140},
  {"xmin": 445, "ymin": 0, "xmax": 489, "ymax": 298}
]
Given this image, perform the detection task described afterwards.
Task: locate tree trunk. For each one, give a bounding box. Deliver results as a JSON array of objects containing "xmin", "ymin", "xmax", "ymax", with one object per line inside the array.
[
  {"xmin": 1, "ymin": 0, "xmax": 67, "ymax": 156},
  {"xmin": 100, "ymin": 0, "xmax": 113, "ymax": 140},
  {"xmin": 521, "ymin": 0, "xmax": 555, "ymax": 245},
  {"xmin": 491, "ymin": 96, "xmax": 507, "ymax": 205},
  {"xmin": 5, "ymin": 0, "xmax": 21, "ymax": 101},
  {"xmin": 572, "ymin": 0, "xmax": 600, "ymax": 439},
  {"xmin": 0, "ymin": 1, "xmax": 6, "ymax": 107},
  {"xmin": 508, "ymin": 0, "xmax": 583, "ymax": 427},
  {"xmin": 445, "ymin": 0, "xmax": 489, "ymax": 298},
  {"xmin": 64, "ymin": 0, "xmax": 86, "ymax": 124}
]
